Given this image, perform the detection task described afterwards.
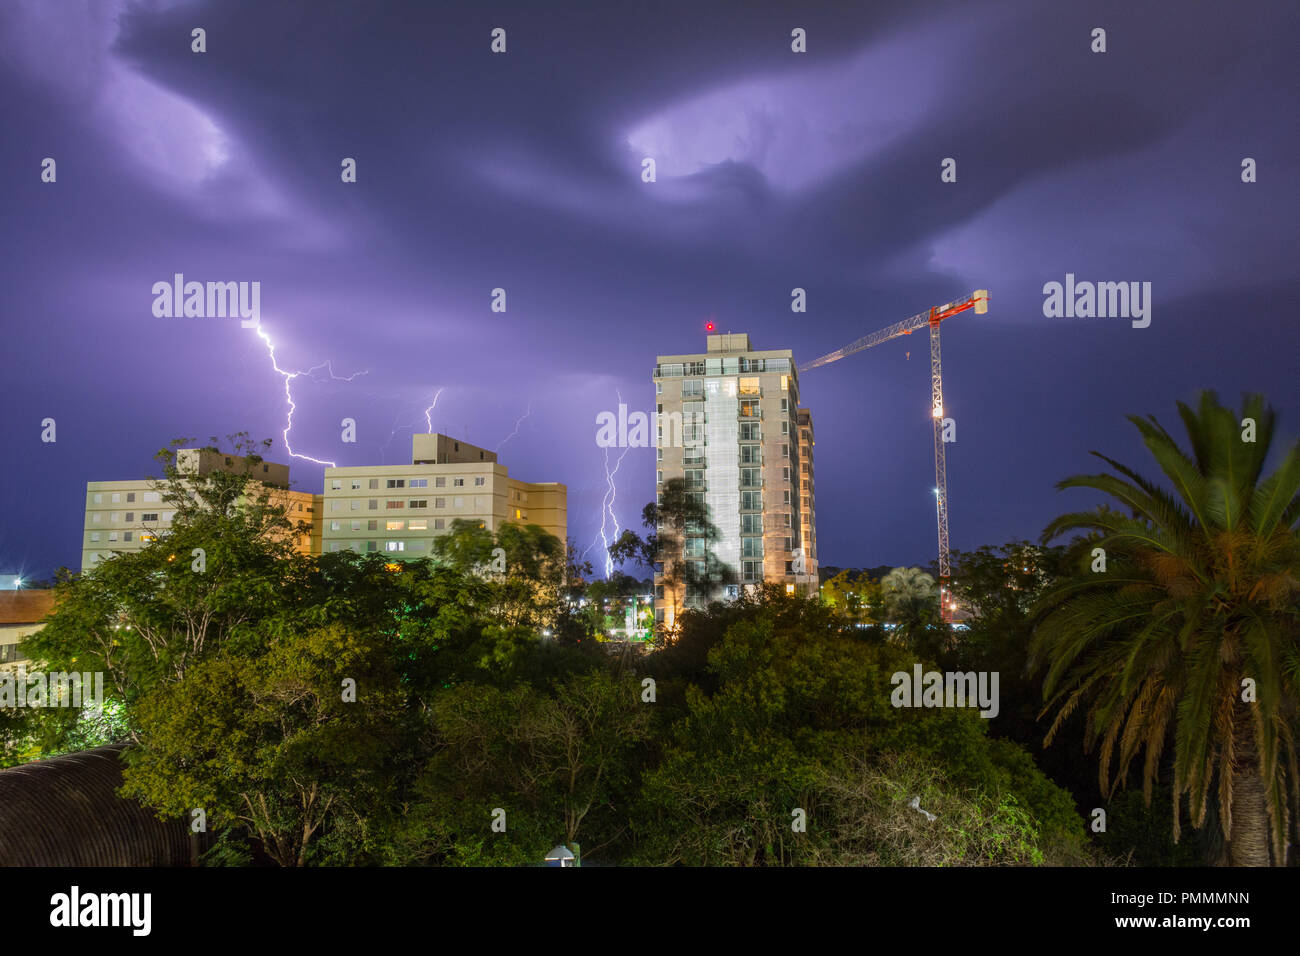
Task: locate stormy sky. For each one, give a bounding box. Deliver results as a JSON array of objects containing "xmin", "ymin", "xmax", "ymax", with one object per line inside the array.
[{"xmin": 2, "ymin": 0, "xmax": 1297, "ymax": 581}]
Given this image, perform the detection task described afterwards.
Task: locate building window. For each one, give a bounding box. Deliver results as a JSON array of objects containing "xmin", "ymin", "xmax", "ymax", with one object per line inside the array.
[
  {"xmin": 109, "ymin": 532, "xmax": 118, "ymax": 541},
  {"xmin": 351, "ymin": 501, "xmax": 361, "ymax": 511},
  {"xmin": 435, "ymin": 498, "xmax": 445, "ymax": 508},
  {"xmin": 385, "ymin": 541, "xmax": 405, "ymax": 552},
  {"xmin": 783, "ymin": 490, "xmax": 792, "ymax": 505},
  {"xmin": 111, "ymin": 493, "xmax": 121, "ymax": 503},
  {"xmin": 90, "ymin": 532, "xmax": 100, "ymax": 542},
  {"xmin": 410, "ymin": 478, "xmax": 428, "ymax": 488},
  {"xmin": 740, "ymin": 422, "xmax": 761, "ymax": 441},
  {"xmin": 387, "ymin": 520, "xmax": 404, "ymax": 530},
  {"xmin": 93, "ymin": 493, "xmax": 102, "ymax": 504},
  {"xmin": 684, "ymin": 469, "xmax": 705, "ymax": 488},
  {"xmin": 142, "ymin": 513, "xmax": 158, "ymax": 522},
  {"xmin": 782, "ymin": 467, "xmax": 790, "ymax": 481},
  {"xmin": 330, "ymin": 542, "xmax": 342, "ymax": 552},
  {"xmin": 453, "ymin": 478, "xmax": 465, "ymax": 487},
  {"xmin": 742, "ymin": 560, "xmax": 762, "ymax": 582},
  {"xmin": 740, "ymin": 467, "xmax": 761, "ymax": 488},
  {"xmin": 784, "ymin": 537, "xmax": 793, "ymax": 553},
  {"xmin": 738, "ymin": 377, "xmax": 760, "ymax": 396},
  {"xmin": 434, "ymin": 519, "xmax": 445, "ymax": 530},
  {"xmin": 124, "ymin": 531, "xmax": 133, "ymax": 542},
  {"xmin": 409, "ymin": 519, "xmax": 428, "ymax": 530},
  {"xmin": 367, "ymin": 541, "xmax": 377, "ymax": 552},
  {"xmin": 386, "ymin": 500, "xmax": 404, "ymax": 509},
  {"xmin": 739, "ymin": 399, "xmax": 760, "ymax": 418},
  {"xmin": 741, "ymin": 513, "xmax": 763, "ymax": 534},
  {"xmin": 92, "ymin": 513, "xmax": 101, "ymax": 524},
  {"xmin": 127, "ymin": 492, "xmax": 136, "ymax": 503},
  {"xmin": 682, "ymin": 379, "xmax": 703, "ymax": 397},
  {"xmin": 781, "ymin": 444, "xmax": 790, "ymax": 458},
  {"xmin": 435, "ymin": 477, "xmax": 446, "ymax": 488},
  {"xmin": 387, "ymin": 479, "xmax": 405, "ymax": 489},
  {"xmin": 368, "ymin": 520, "xmax": 378, "ymax": 531},
  {"xmin": 125, "ymin": 512, "xmax": 134, "ymax": 522},
  {"xmin": 330, "ymin": 521, "xmax": 341, "ymax": 531},
  {"xmin": 331, "ymin": 479, "xmax": 342, "ymax": 490},
  {"xmin": 741, "ymin": 490, "xmax": 762, "ymax": 511},
  {"xmin": 369, "ymin": 500, "xmax": 378, "ymax": 510},
  {"xmin": 741, "ymin": 537, "xmax": 762, "ymax": 557},
  {"xmin": 781, "ymin": 421, "xmax": 789, "ymax": 435},
  {"xmin": 331, "ymin": 501, "xmax": 340, "ymax": 512},
  {"xmin": 740, "ymin": 445, "xmax": 761, "ymax": 464},
  {"xmin": 351, "ymin": 479, "xmax": 362, "ymax": 490},
  {"xmin": 781, "ymin": 398, "xmax": 789, "ymax": 413},
  {"xmin": 144, "ymin": 491, "xmax": 160, "ymax": 503},
  {"xmin": 474, "ymin": 497, "xmax": 485, "ymax": 509},
  {"xmin": 408, "ymin": 499, "xmax": 427, "ymax": 509},
  {"xmin": 351, "ymin": 521, "xmax": 361, "ymax": 531},
  {"xmin": 453, "ymin": 497, "xmax": 463, "ymax": 508}
]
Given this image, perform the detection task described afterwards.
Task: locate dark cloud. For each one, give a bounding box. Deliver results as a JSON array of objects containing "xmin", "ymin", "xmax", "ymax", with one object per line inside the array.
[{"xmin": 1, "ymin": 0, "xmax": 1297, "ymax": 579}]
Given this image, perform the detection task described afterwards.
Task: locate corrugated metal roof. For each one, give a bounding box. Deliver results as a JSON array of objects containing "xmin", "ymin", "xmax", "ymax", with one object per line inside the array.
[{"xmin": 0, "ymin": 744, "xmax": 200, "ymax": 866}]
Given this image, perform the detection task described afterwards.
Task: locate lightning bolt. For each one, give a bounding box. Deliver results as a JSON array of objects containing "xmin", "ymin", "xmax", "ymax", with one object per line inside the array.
[
  {"xmin": 589, "ymin": 389, "xmax": 633, "ymax": 577},
  {"xmin": 255, "ymin": 324, "xmax": 365, "ymax": 468},
  {"xmin": 424, "ymin": 387, "xmax": 445, "ymax": 433},
  {"xmin": 596, "ymin": 444, "xmax": 632, "ymax": 577},
  {"xmin": 496, "ymin": 403, "xmax": 533, "ymax": 452}
]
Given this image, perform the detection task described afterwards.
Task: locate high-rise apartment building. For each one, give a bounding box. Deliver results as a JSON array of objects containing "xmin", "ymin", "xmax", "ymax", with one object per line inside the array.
[
  {"xmin": 652, "ymin": 332, "xmax": 818, "ymax": 627},
  {"xmin": 318, "ymin": 433, "xmax": 566, "ymax": 559},
  {"xmin": 82, "ymin": 449, "xmax": 319, "ymax": 571}
]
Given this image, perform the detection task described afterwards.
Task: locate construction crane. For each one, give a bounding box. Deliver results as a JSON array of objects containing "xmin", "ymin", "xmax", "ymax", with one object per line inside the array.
[{"xmin": 799, "ymin": 290, "xmax": 989, "ymax": 623}]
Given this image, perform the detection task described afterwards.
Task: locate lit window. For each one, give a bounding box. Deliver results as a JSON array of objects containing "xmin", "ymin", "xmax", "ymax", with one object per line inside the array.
[
  {"xmin": 386, "ymin": 500, "xmax": 404, "ymax": 509},
  {"xmin": 111, "ymin": 493, "xmax": 121, "ymax": 504},
  {"xmin": 409, "ymin": 519, "xmax": 428, "ymax": 530},
  {"xmin": 385, "ymin": 541, "xmax": 406, "ymax": 552},
  {"xmin": 351, "ymin": 479, "xmax": 362, "ymax": 490},
  {"xmin": 330, "ymin": 521, "xmax": 341, "ymax": 531},
  {"xmin": 92, "ymin": 513, "xmax": 101, "ymax": 524},
  {"xmin": 387, "ymin": 520, "xmax": 404, "ymax": 531},
  {"xmin": 93, "ymin": 493, "xmax": 102, "ymax": 504},
  {"xmin": 351, "ymin": 501, "xmax": 360, "ymax": 511},
  {"xmin": 90, "ymin": 532, "xmax": 100, "ymax": 542}
]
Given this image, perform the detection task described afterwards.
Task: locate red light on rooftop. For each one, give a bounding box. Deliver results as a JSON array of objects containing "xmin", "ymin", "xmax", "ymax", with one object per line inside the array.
[{"xmin": 705, "ymin": 322, "xmax": 715, "ymax": 332}]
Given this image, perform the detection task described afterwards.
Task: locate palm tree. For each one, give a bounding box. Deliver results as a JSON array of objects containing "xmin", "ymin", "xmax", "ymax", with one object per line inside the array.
[
  {"xmin": 1029, "ymin": 392, "xmax": 1300, "ymax": 866},
  {"xmin": 881, "ymin": 566, "xmax": 939, "ymax": 645}
]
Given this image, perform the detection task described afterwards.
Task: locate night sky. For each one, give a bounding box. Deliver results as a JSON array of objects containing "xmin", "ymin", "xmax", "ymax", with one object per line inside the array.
[{"xmin": 2, "ymin": 0, "xmax": 1297, "ymax": 582}]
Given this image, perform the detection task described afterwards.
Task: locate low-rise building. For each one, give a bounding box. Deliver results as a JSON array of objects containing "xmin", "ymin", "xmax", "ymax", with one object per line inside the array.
[
  {"xmin": 82, "ymin": 449, "xmax": 319, "ymax": 571},
  {"xmin": 0, "ymin": 590, "xmax": 58, "ymax": 675},
  {"xmin": 319, "ymin": 433, "xmax": 566, "ymax": 559}
]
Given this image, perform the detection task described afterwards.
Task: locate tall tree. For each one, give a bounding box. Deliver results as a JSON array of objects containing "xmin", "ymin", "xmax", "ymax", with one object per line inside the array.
[
  {"xmin": 610, "ymin": 478, "xmax": 736, "ymax": 638},
  {"xmin": 1030, "ymin": 392, "xmax": 1300, "ymax": 866}
]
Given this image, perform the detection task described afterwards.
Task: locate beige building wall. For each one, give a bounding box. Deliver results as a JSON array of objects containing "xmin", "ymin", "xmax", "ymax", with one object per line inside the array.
[
  {"xmin": 653, "ymin": 333, "xmax": 819, "ymax": 627},
  {"xmin": 81, "ymin": 453, "xmax": 317, "ymax": 571},
  {"xmin": 319, "ymin": 434, "xmax": 566, "ymax": 559}
]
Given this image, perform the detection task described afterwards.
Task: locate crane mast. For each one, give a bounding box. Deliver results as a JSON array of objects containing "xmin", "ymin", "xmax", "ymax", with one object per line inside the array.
[{"xmin": 799, "ymin": 290, "xmax": 988, "ymax": 623}]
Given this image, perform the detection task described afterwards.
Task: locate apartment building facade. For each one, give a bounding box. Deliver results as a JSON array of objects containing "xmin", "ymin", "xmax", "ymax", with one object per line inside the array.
[
  {"xmin": 82, "ymin": 449, "xmax": 319, "ymax": 571},
  {"xmin": 318, "ymin": 433, "xmax": 566, "ymax": 559},
  {"xmin": 652, "ymin": 332, "xmax": 819, "ymax": 627}
]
